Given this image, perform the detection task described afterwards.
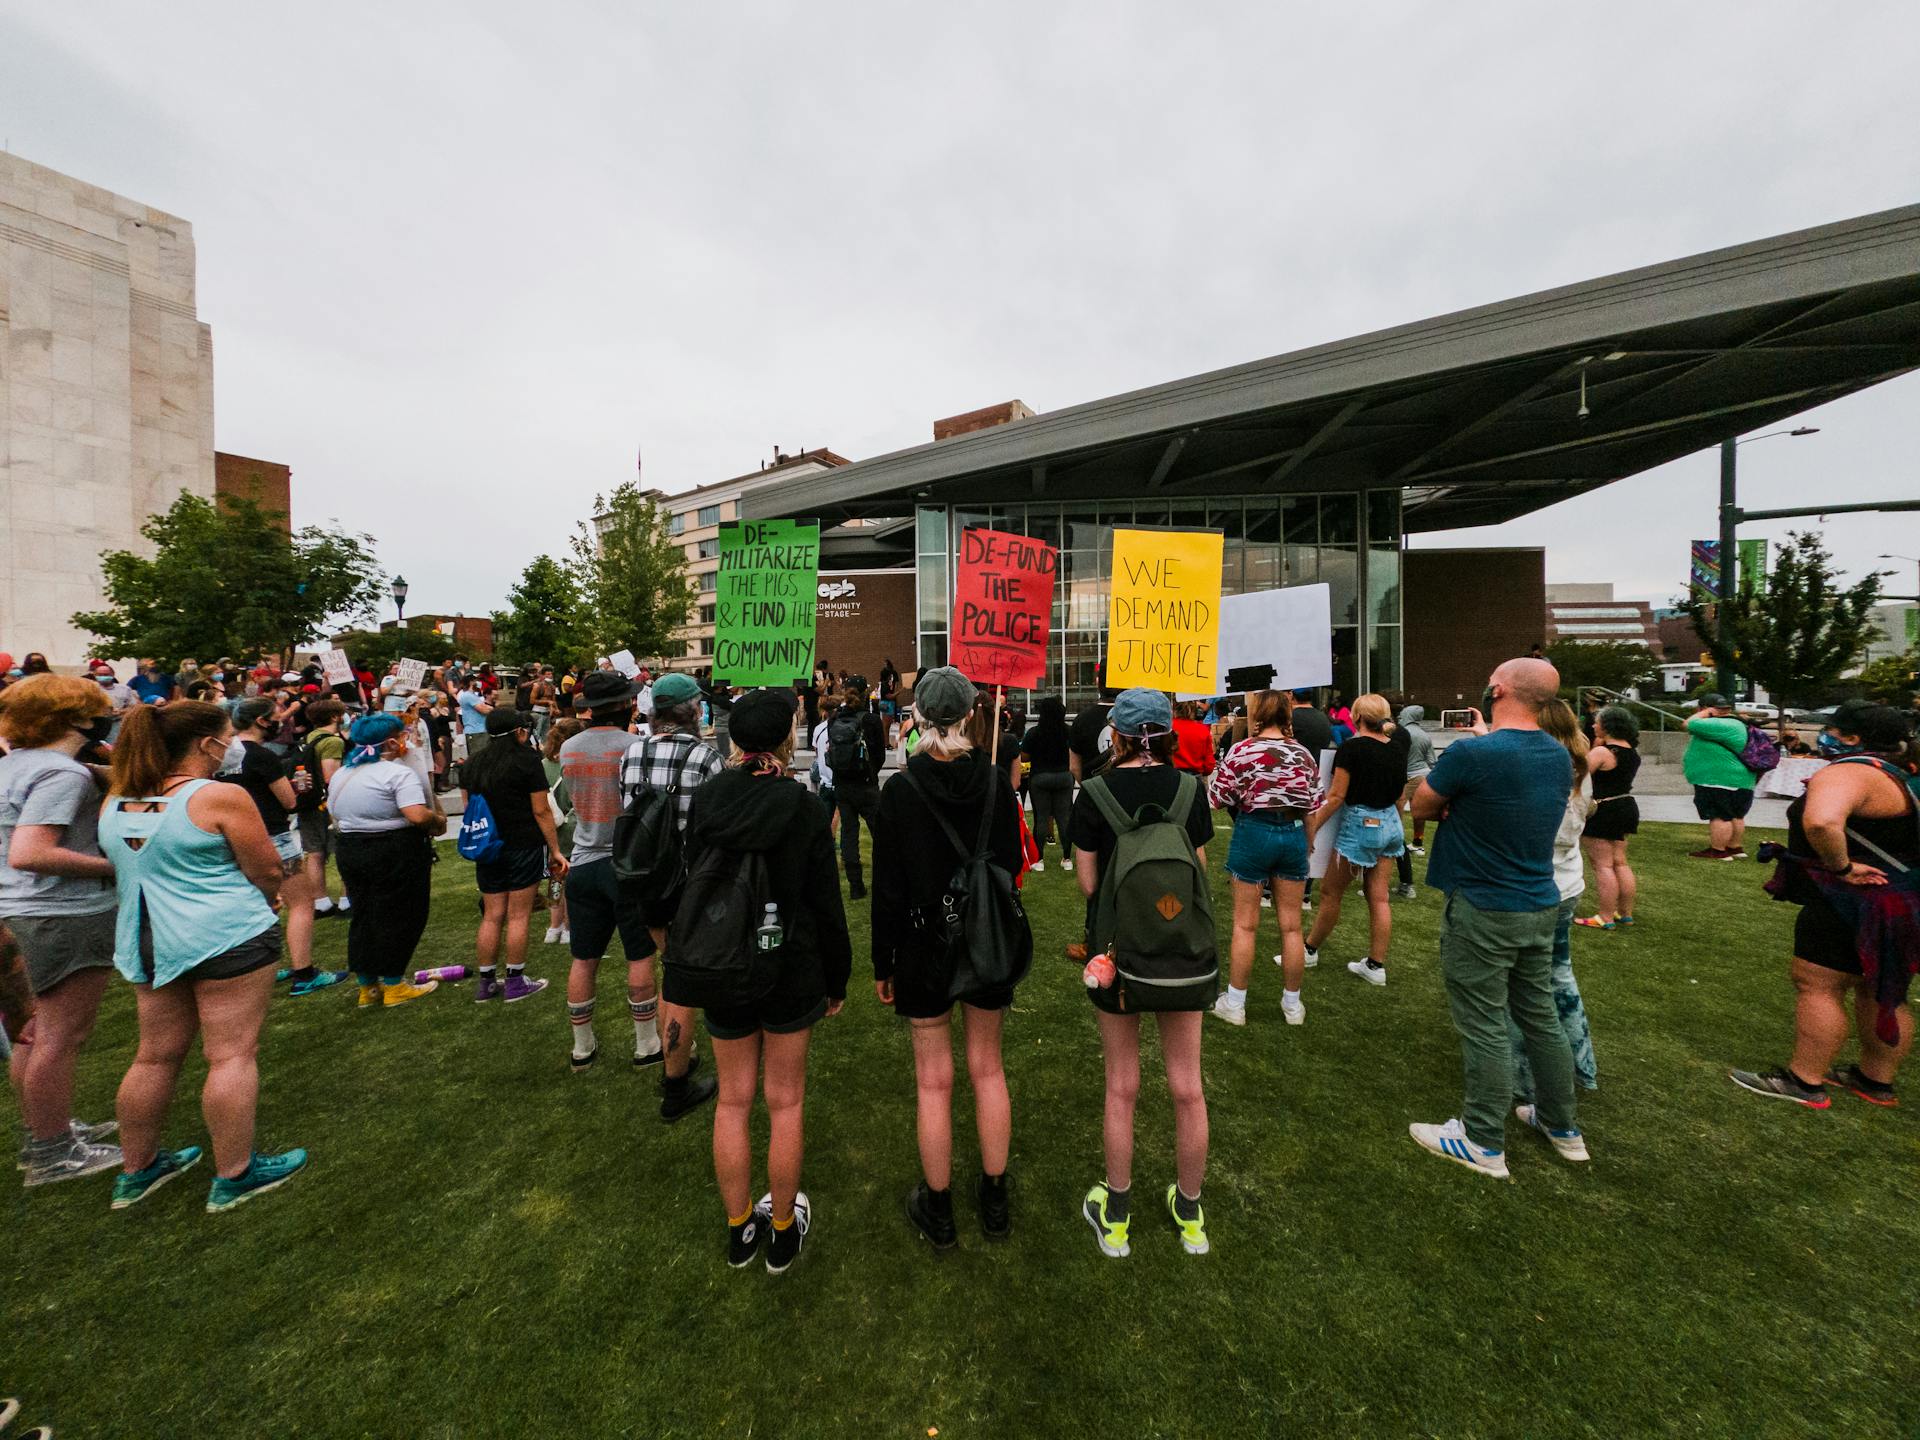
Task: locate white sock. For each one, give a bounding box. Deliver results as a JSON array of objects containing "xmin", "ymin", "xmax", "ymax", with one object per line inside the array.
[
  {"xmin": 1225, "ymin": 984, "xmax": 1247, "ymax": 1009},
  {"xmin": 568, "ymin": 1000, "xmax": 596, "ymax": 1059},
  {"xmin": 1283, "ymin": 988, "xmax": 1302, "ymax": 1005},
  {"xmin": 631, "ymin": 996, "xmax": 660, "ymax": 1057}
]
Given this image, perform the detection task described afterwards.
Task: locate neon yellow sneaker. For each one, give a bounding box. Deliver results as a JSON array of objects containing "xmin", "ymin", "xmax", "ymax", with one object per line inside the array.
[
  {"xmin": 1165, "ymin": 1183, "xmax": 1209, "ymax": 1255},
  {"xmin": 380, "ymin": 979, "xmax": 439, "ymax": 1008},
  {"xmin": 1081, "ymin": 1182, "xmax": 1130, "ymax": 1258}
]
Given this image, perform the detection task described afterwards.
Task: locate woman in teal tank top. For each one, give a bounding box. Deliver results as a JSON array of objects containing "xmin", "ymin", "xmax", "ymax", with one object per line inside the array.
[{"xmin": 97, "ymin": 702, "xmax": 309, "ymax": 1214}]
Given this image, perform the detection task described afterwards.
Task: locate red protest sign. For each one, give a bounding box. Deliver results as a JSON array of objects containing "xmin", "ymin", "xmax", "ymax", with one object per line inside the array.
[{"xmin": 951, "ymin": 526, "xmax": 1057, "ymax": 689}]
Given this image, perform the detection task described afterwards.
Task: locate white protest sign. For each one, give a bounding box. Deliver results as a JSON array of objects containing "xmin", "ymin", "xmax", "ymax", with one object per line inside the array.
[
  {"xmin": 395, "ymin": 658, "xmax": 428, "ymax": 692},
  {"xmin": 1307, "ymin": 749, "xmax": 1339, "ymax": 879},
  {"xmin": 609, "ymin": 649, "xmax": 640, "ymax": 678},
  {"xmin": 319, "ymin": 648, "xmax": 354, "ymax": 687},
  {"xmin": 1185, "ymin": 583, "xmax": 1332, "ymax": 698}
]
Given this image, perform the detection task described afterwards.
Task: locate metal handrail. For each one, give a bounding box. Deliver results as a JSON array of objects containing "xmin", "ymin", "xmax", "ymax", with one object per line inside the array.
[{"xmin": 1574, "ymin": 685, "xmax": 1689, "ymax": 735}]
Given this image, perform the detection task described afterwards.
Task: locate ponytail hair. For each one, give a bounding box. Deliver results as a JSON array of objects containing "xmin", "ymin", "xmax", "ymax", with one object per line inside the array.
[{"xmin": 110, "ymin": 700, "xmax": 230, "ymax": 797}]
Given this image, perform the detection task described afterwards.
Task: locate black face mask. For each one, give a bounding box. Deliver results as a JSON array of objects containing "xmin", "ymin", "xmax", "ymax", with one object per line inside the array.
[{"xmin": 79, "ymin": 716, "xmax": 114, "ymax": 745}]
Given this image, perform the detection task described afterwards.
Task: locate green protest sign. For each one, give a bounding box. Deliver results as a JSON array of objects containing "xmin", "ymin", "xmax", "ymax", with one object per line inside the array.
[{"xmin": 712, "ymin": 519, "xmax": 820, "ymax": 685}]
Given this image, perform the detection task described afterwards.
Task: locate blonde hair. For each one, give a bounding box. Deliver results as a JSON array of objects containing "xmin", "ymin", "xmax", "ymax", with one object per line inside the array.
[
  {"xmin": 0, "ymin": 674, "xmax": 110, "ymax": 748},
  {"xmin": 1351, "ymin": 694, "xmax": 1393, "ymax": 733},
  {"xmin": 918, "ymin": 703, "xmax": 976, "ymax": 760},
  {"xmin": 1538, "ymin": 697, "xmax": 1590, "ymax": 781},
  {"xmin": 729, "ymin": 732, "xmax": 796, "ymax": 770}
]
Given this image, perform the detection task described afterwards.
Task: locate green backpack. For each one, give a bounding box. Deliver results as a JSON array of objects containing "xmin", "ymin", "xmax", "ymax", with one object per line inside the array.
[{"xmin": 1082, "ymin": 772, "xmax": 1219, "ymax": 1011}]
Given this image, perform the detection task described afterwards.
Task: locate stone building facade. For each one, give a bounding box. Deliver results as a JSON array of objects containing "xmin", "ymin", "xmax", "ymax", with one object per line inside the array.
[{"xmin": 0, "ymin": 154, "xmax": 215, "ymax": 667}]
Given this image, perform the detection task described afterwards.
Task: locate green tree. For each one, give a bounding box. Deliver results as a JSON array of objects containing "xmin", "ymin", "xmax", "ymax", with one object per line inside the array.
[
  {"xmin": 72, "ymin": 492, "xmax": 385, "ymax": 668},
  {"xmin": 569, "ymin": 482, "xmax": 692, "ymax": 659},
  {"xmin": 1854, "ymin": 649, "xmax": 1920, "ymax": 707},
  {"xmin": 1544, "ymin": 639, "xmax": 1658, "ymax": 695},
  {"xmin": 1678, "ymin": 530, "xmax": 1882, "ymax": 709},
  {"xmin": 491, "ymin": 555, "xmax": 589, "ymax": 667},
  {"xmin": 334, "ymin": 621, "xmax": 456, "ymax": 676}
]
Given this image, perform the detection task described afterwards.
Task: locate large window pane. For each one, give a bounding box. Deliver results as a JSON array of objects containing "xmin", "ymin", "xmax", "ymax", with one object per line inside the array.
[
  {"xmin": 1244, "ymin": 545, "xmax": 1283, "ymax": 593},
  {"xmin": 1367, "ymin": 488, "xmax": 1401, "ymax": 546},
  {"xmin": 1320, "ymin": 493, "xmax": 1359, "ymax": 545},
  {"xmin": 918, "ymin": 552, "xmax": 949, "ymax": 631},
  {"xmin": 1367, "ymin": 543, "xmax": 1401, "ymax": 628},
  {"xmin": 1025, "ymin": 505, "xmax": 1062, "ymax": 550},
  {"xmin": 918, "ymin": 634, "xmax": 949, "ymax": 671},
  {"xmin": 1210, "ymin": 502, "xmax": 1247, "ymax": 541},
  {"xmin": 1322, "ymin": 547, "xmax": 1359, "ymax": 625},
  {"xmin": 1369, "ymin": 626, "xmax": 1402, "ymax": 695},
  {"xmin": 1281, "ymin": 495, "xmax": 1317, "ymax": 545},
  {"xmin": 1331, "ymin": 628, "xmax": 1360, "ymax": 703},
  {"xmin": 917, "ymin": 506, "xmax": 945, "ymax": 554}
]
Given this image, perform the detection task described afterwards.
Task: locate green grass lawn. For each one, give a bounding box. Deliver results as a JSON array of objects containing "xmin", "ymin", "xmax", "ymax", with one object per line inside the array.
[{"xmin": 7, "ymin": 815, "xmax": 1918, "ymax": 1439}]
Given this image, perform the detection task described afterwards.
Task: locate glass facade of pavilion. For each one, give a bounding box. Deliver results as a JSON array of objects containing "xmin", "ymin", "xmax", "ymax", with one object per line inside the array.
[{"xmin": 914, "ymin": 490, "xmax": 1402, "ymax": 710}]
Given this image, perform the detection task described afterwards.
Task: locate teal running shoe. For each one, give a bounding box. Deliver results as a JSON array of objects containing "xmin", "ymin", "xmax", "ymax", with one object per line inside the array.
[
  {"xmin": 290, "ymin": 969, "xmax": 349, "ymax": 998},
  {"xmin": 206, "ymin": 1148, "xmax": 308, "ymax": 1213},
  {"xmin": 110, "ymin": 1146, "xmax": 204, "ymax": 1210},
  {"xmin": 275, "ymin": 968, "xmax": 293, "ymax": 984}
]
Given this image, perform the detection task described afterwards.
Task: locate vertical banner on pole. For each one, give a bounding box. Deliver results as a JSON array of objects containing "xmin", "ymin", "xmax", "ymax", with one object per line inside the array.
[
  {"xmin": 951, "ymin": 527, "xmax": 1057, "ymax": 690},
  {"xmin": 1107, "ymin": 529, "xmax": 1224, "ymax": 693},
  {"xmin": 712, "ymin": 520, "xmax": 820, "ymax": 686}
]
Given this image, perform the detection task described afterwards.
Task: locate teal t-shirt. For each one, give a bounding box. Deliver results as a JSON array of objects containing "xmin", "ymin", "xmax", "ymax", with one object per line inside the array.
[
  {"xmin": 1683, "ymin": 717, "xmax": 1756, "ymax": 790},
  {"xmin": 1424, "ymin": 729, "xmax": 1572, "ymax": 912}
]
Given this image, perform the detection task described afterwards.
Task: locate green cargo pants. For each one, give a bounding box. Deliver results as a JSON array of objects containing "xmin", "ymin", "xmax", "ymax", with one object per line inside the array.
[{"xmin": 1438, "ymin": 891, "xmax": 1578, "ymax": 1151}]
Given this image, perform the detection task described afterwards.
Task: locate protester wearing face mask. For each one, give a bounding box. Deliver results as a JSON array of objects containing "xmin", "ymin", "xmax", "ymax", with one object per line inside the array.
[
  {"xmin": 0, "ymin": 676, "xmax": 123, "ymax": 1187},
  {"xmin": 328, "ymin": 715, "xmax": 446, "ymax": 1009},
  {"xmin": 101, "ymin": 700, "xmax": 308, "ymax": 1212}
]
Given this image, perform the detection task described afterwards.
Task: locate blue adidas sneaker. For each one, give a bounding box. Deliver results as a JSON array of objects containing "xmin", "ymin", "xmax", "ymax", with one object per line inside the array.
[
  {"xmin": 1409, "ymin": 1118, "xmax": 1511, "ymax": 1179},
  {"xmin": 206, "ymin": 1148, "xmax": 309, "ymax": 1213}
]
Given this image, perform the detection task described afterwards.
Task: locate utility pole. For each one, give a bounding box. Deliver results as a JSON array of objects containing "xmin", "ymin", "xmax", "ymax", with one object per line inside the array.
[{"xmin": 1716, "ymin": 438, "xmax": 1738, "ymax": 700}]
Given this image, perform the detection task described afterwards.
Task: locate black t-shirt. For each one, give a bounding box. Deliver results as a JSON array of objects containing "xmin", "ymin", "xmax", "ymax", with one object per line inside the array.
[
  {"xmin": 1334, "ymin": 732, "xmax": 1409, "ymax": 809},
  {"xmin": 1070, "ymin": 764, "xmax": 1215, "ymax": 879},
  {"xmin": 227, "ymin": 740, "xmax": 291, "ymax": 835},
  {"xmin": 1289, "ymin": 705, "xmax": 1334, "ymax": 757},
  {"xmin": 474, "ymin": 741, "xmax": 550, "ymax": 849},
  {"xmin": 1069, "ymin": 704, "xmax": 1113, "ymax": 773},
  {"xmin": 1020, "ymin": 722, "xmax": 1072, "ymax": 773}
]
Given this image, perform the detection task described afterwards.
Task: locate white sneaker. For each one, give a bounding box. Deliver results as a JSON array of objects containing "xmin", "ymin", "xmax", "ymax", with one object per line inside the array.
[
  {"xmin": 1514, "ymin": 1104, "xmax": 1590, "ymax": 1162},
  {"xmin": 559, "ymin": 927, "xmax": 571, "ymax": 944},
  {"xmin": 1209, "ymin": 994, "xmax": 1247, "ymax": 1027},
  {"xmin": 313, "ymin": 897, "xmax": 334, "ymax": 915},
  {"xmin": 543, "ymin": 927, "xmax": 562, "ymax": 944},
  {"xmin": 1302, "ymin": 945, "xmax": 1319, "ymax": 969},
  {"xmin": 1260, "ymin": 893, "xmax": 1273, "ymax": 909},
  {"xmin": 1281, "ymin": 996, "xmax": 1306, "ymax": 1026},
  {"xmin": 1347, "ymin": 958, "xmax": 1386, "ymax": 986},
  {"xmin": 1409, "ymin": 1118, "xmax": 1510, "ymax": 1179}
]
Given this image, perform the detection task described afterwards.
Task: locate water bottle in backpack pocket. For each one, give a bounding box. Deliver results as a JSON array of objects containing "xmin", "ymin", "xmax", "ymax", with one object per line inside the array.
[
  {"xmin": 664, "ymin": 847, "xmax": 781, "ymax": 1007},
  {"xmin": 1081, "ymin": 772, "xmax": 1219, "ymax": 1011}
]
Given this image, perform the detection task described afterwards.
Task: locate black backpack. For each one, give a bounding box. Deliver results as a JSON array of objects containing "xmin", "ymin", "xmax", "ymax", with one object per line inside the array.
[
  {"xmin": 612, "ymin": 741, "xmax": 686, "ymax": 905},
  {"xmin": 900, "ymin": 769, "xmax": 1033, "ymax": 1002},
  {"xmin": 288, "ymin": 736, "xmax": 327, "ymax": 815},
  {"xmin": 665, "ymin": 846, "xmax": 779, "ymax": 1007},
  {"xmin": 827, "ymin": 711, "xmax": 872, "ymax": 784}
]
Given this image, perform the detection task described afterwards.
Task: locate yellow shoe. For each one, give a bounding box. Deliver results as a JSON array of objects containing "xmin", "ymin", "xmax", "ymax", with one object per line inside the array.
[
  {"xmin": 357, "ymin": 984, "xmax": 383, "ymax": 1008},
  {"xmin": 380, "ymin": 979, "xmax": 439, "ymax": 1007}
]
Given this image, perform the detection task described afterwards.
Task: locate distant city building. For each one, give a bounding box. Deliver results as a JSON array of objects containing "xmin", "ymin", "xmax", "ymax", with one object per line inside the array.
[
  {"xmin": 378, "ymin": 614, "xmax": 494, "ymax": 658},
  {"xmin": 1545, "ymin": 583, "xmax": 1661, "ymax": 652},
  {"xmin": 214, "ymin": 451, "xmax": 292, "ymax": 532},
  {"xmin": 1864, "ymin": 602, "xmax": 1918, "ymax": 662},
  {"xmin": 0, "ymin": 154, "xmax": 216, "ymax": 668}
]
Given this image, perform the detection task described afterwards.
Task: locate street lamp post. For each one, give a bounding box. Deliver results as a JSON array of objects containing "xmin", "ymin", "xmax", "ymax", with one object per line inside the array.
[
  {"xmin": 392, "ymin": 575, "xmax": 409, "ymax": 625},
  {"xmin": 1714, "ymin": 426, "xmax": 1819, "ymax": 699},
  {"xmin": 1878, "ymin": 553, "xmax": 1920, "ymax": 605}
]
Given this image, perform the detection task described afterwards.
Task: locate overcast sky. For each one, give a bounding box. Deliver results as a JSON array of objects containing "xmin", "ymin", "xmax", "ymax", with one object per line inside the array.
[{"xmin": 5, "ymin": 2, "xmax": 1917, "ymax": 623}]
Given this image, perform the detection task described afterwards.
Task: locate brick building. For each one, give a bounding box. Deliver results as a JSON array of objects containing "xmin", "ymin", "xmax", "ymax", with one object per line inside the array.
[
  {"xmin": 1402, "ymin": 548, "xmax": 1546, "ymax": 710},
  {"xmin": 380, "ymin": 614, "xmax": 494, "ymax": 658},
  {"xmin": 214, "ymin": 451, "xmax": 292, "ymax": 532},
  {"xmin": 1545, "ymin": 583, "xmax": 1662, "ymax": 651}
]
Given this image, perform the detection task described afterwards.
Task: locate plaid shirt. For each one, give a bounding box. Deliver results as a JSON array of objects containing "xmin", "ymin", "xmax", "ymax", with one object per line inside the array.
[{"xmin": 619, "ymin": 730, "xmax": 724, "ymax": 829}]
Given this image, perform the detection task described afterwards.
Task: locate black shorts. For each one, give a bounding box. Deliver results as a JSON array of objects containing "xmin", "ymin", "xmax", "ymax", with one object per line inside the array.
[
  {"xmin": 476, "ymin": 844, "xmax": 546, "ymax": 895},
  {"xmin": 136, "ymin": 924, "xmax": 282, "ymax": 986},
  {"xmin": 1583, "ymin": 798, "xmax": 1639, "ymax": 842},
  {"xmin": 1794, "ymin": 897, "xmax": 1863, "ymax": 975},
  {"xmin": 704, "ymin": 991, "xmax": 828, "ymax": 1041},
  {"xmin": 1693, "ymin": 785, "xmax": 1755, "ymax": 822},
  {"xmin": 565, "ymin": 857, "xmax": 656, "ymax": 962},
  {"xmin": 890, "ymin": 963, "xmax": 1015, "ymax": 1021}
]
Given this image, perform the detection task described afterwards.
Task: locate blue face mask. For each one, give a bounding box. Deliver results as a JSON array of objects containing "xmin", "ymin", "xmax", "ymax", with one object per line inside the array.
[{"xmin": 1817, "ymin": 733, "xmax": 1861, "ymax": 757}]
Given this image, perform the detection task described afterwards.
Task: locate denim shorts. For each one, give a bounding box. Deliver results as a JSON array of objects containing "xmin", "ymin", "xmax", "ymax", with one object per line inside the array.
[
  {"xmin": 1335, "ymin": 803, "xmax": 1405, "ymax": 868},
  {"xmin": 1226, "ymin": 812, "xmax": 1309, "ymax": 883}
]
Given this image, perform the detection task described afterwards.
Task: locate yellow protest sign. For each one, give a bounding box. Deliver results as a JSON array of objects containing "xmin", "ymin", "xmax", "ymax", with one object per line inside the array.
[{"xmin": 1107, "ymin": 528, "xmax": 1224, "ymax": 692}]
